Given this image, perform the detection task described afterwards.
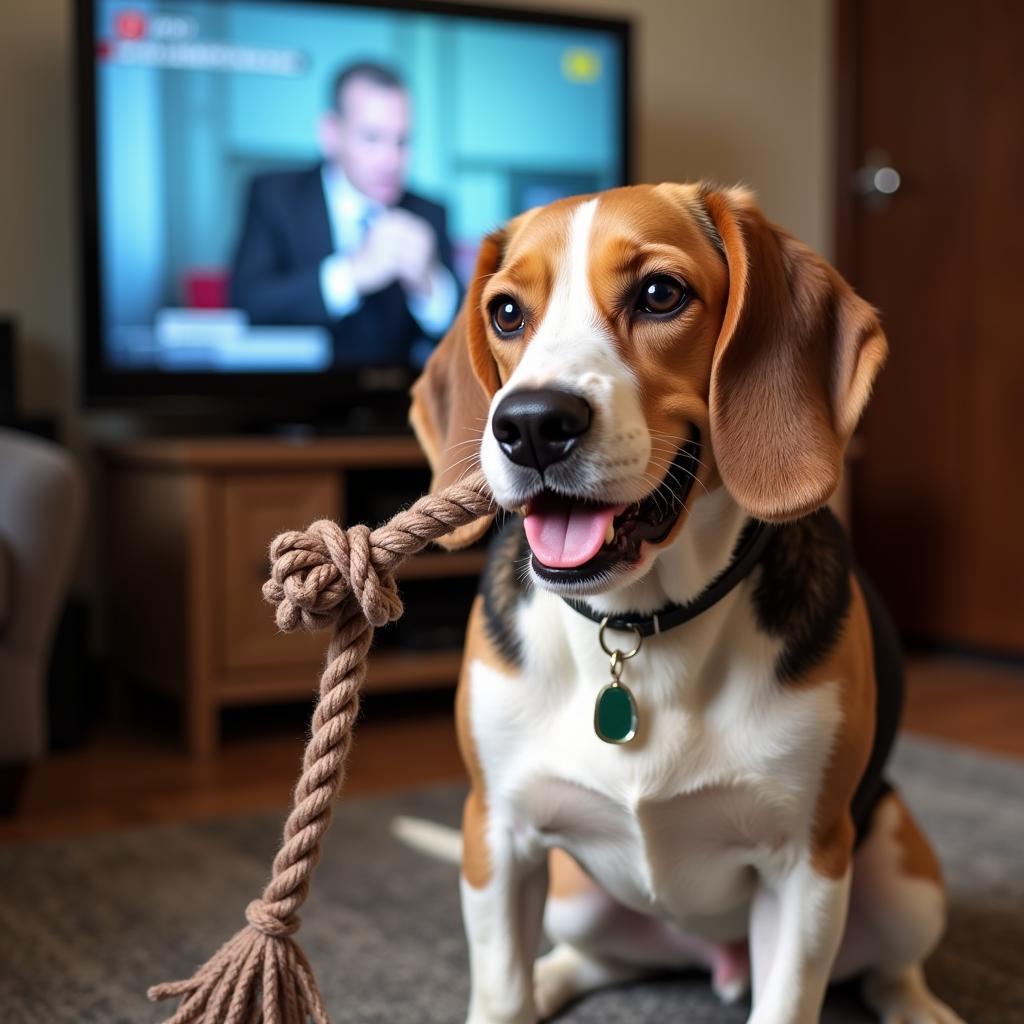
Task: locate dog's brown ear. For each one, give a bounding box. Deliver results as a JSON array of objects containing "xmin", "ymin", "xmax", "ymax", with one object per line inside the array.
[
  {"xmin": 703, "ymin": 187, "xmax": 887, "ymax": 521},
  {"xmin": 409, "ymin": 231, "xmax": 505, "ymax": 548}
]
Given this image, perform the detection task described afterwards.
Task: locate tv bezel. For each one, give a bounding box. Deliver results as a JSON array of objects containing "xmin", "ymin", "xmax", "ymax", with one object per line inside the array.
[{"xmin": 75, "ymin": 0, "xmax": 633, "ymax": 417}]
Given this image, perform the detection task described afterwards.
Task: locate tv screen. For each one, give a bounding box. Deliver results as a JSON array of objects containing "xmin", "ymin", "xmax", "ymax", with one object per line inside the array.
[{"xmin": 79, "ymin": 0, "xmax": 630, "ymax": 408}]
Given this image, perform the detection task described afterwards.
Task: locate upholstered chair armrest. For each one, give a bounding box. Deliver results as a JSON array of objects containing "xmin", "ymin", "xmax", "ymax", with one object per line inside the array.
[{"xmin": 0, "ymin": 430, "xmax": 85, "ymax": 760}]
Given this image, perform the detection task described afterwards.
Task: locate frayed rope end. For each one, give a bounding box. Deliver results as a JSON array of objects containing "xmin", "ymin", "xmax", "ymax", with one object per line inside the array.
[{"xmin": 148, "ymin": 907, "xmax": 329, "ymax": 1024}]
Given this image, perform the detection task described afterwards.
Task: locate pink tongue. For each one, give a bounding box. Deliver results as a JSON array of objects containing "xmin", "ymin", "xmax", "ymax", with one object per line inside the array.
[{"xmin": 524, "ymin": 503, "xmax": 625, "ymax": 569}]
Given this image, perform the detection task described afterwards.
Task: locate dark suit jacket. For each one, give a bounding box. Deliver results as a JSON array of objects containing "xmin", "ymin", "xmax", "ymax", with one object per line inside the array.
[{"xmin": 230, "ymin": 166, "xmax": 457, "ymax": 366}]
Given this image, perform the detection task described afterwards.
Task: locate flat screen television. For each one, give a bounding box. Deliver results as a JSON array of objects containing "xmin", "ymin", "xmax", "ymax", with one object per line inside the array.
[{"xmin": 76, "ymin": 0, "xmax": 631, "ymax": 423}]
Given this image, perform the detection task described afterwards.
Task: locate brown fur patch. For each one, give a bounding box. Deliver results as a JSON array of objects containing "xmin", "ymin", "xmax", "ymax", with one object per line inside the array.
[
  {"xmin": 461, "ymin": 790, "xmax": 490, "ymax": 891},
  {"xmin": 702, "ymin": 188, "xmax": 887, "ymax": 522},
  {"xmin": 457, "ymin": 596, "xmax": 520, "ymax": 889},
  {"xmin": 806, "ymin": 576, "xmax": 876, "ymax": 879},
  {"xmin": 891, "ymin": 792, "xmax": 944, "ymax": 884},
  {"xmin": 479, "ymin": 199, "xmax": 580, "ymax": 383},
  {"xmin": 548, "ymin": 847, "xmax": 597, "ymax": 901}
]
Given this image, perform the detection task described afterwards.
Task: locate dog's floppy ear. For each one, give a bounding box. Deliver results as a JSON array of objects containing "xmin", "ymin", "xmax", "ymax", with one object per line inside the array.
[
  {"xmin": 409, "ymin": 230, "xmax": 505, "ymax": 549},
  {"xmin": 703, "ymin": 187, "xmax": 887, "ymax": 521}
]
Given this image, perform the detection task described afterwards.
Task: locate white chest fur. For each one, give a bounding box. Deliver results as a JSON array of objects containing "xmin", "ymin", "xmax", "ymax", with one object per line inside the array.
[{"xmin": 467, "ymin": 583, "xmax": 843, "ymax": 936}]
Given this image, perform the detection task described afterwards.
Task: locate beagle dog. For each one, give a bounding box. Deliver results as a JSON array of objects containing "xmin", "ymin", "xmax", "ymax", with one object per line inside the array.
[{"xmin": 408, "ymin": 184, "xmax": 962, "ymax": 1024}]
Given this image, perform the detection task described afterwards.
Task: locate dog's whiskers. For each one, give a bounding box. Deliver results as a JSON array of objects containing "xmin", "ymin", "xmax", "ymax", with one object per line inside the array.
[
  {"xmin": 647, "ymin": 455, "xmax": 711, "ymax": 498},
  {"xmin": 451, "ymin": 453, "xmax": 483, "ymax": 488}
]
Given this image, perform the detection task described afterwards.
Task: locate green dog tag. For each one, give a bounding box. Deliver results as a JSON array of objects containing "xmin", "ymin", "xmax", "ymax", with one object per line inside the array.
[{"xmin": 594, "ymin": 682, "xmax": 638, "ymax": 744}]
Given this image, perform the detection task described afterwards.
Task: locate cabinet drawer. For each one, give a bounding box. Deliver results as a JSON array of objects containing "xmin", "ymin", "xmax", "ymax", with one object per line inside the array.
[{"xmin": 216, "ymin": 472, "xmax": 341, "ymax": 673}]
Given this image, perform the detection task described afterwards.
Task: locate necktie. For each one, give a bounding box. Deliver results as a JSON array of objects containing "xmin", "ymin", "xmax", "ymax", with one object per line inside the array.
[{"xmin": 357, "ymin": 206, "xmax": 381, "ymax": 250}]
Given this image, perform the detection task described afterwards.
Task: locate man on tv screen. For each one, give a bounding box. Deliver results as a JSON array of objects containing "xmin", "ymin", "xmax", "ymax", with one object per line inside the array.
[{"xmin": 231, "ymin": 61, "xmax": 459, "ymax": 368}]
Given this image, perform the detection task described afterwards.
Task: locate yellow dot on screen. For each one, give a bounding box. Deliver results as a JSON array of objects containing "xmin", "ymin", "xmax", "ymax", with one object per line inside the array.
[{"xmin": 562, "ymin": 48, "xmax": 602, "ymax": 83}]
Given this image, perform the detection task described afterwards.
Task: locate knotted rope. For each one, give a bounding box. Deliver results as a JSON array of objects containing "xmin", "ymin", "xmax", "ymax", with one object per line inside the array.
[{"xmin": 148, "ymin": 473, "xmax": 494, "ymax": 1024}]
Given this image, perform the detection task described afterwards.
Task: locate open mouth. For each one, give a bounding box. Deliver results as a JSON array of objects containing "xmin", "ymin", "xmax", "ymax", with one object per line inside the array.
[{"xmin": 523, "ymin": 433, "xmax": 702, "ymax": 586}]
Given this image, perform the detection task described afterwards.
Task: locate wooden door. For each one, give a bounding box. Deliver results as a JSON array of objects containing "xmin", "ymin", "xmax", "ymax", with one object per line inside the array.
[{"xmin": 838, "ymin": 0, "xmax": 1024, "ymax": 653}]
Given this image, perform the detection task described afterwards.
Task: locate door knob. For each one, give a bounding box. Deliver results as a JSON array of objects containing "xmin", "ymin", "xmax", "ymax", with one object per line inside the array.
[{"xmin": 855, "ymin": 151, "xmax": 902, "ymax": 201}]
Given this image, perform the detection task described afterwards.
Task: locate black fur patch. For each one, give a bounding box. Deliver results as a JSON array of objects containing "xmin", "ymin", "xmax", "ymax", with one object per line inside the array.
[
  {"xmin": 480, "ymin": 517, "xmax": 533, "ymax": 668},
  {"xmin": 850, "ymin": 569, "xmax": 905, "ymax": 843},
  {"xmin": 751, "ymin": 508, "xmax": 852, "ymax": 683}
]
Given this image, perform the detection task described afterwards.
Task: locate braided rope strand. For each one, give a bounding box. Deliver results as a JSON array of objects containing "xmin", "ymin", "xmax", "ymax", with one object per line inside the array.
[{"xmin": 148, "ymin": 473, "xmax": 493, "ymax": 1024}]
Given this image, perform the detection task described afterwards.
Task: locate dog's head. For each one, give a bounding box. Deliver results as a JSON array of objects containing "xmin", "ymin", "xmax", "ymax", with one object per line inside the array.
[{"xmin": 411, "ymin": 184, "xmax": 887, "ymax": 595}]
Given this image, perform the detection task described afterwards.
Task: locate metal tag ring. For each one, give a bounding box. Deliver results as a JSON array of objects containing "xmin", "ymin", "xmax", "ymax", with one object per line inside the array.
[{"xmin": 598, "ymin": 617, "xmax": 643, "ymax": 660}]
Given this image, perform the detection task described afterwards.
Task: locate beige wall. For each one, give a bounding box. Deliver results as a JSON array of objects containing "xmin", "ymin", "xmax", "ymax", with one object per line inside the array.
[
  {"xmin": 0, "ymin": 0, "xmax": 78, "ymax": 426},
  {"xmin": 504, "ymin": 0, "xmax": 834, "ymax": 253}
]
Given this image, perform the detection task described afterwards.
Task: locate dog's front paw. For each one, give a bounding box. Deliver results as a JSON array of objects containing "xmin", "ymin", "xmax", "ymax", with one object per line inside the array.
[
  {"xmin": 534, "ymin": 945, "xmax": 586, "ymax": 1019},
  {"xmin": 466, "ymin": 1013, "xmax": 536, "ymax": 1024},
  {"xmin": 533, "ymin": 943, "xmax": 654, "ymax": 1019},
  {"xmin": 465, "ymin": 996, "xmax": 536, "ymax": 1024},
  {"xmin": 863, "ymin": 968, "xmax": 965, "ymax": 1024}
]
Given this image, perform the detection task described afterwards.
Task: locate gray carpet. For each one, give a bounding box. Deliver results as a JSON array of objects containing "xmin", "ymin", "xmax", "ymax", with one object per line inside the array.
[{"xmin": 1, "ymin": 736, "xmax": 1022, "ymax": 1024}]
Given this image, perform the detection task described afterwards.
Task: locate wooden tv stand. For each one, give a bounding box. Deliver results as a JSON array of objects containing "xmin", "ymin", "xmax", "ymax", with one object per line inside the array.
[{"xmin": 101, "ymin": 435, "xmax": 484, "ymax": 757}]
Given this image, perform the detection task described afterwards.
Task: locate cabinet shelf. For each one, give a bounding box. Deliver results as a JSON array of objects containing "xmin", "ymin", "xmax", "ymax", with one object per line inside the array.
[
  {"xmin": 217, "ymin": 648, "xmax": 464, "ymax": 705},
  {"xmin": 398, "ymin": 550, "xmax": 486, "ymax": 579},
  {"xmin": 102, "ymin": 435, "xmax": 478, "ymax": 757}
]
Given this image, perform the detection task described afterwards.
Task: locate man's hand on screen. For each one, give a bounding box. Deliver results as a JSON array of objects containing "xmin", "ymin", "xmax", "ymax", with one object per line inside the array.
[
  {"xmin": 387, "ymin": 209, "xmax": 438, "ymax": 295},
  {"xmin": 350, "ymin": 209, "xmax": 439, "ymax": 296},
  {"xmin": 350, "ymin": 216, "xmax": 405, "ymax": 295}
]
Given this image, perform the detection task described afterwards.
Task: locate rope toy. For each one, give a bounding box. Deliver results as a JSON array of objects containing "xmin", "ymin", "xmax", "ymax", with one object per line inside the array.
[{"xmin": 148, "ymin": 472, "xmax": 494, "ymax": 1024}]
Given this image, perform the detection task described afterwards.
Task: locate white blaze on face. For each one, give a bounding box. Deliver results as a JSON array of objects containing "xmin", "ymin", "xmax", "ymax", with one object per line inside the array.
[
  {"xmin": 512, "ymin": 199, "xmax": 616, "ymax": 386},
  {"xmin": 480, "ymin": 198, "xmax": 652, "ymax": 511}
]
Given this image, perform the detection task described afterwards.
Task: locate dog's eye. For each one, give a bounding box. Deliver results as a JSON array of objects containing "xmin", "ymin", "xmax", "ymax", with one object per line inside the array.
[
  {"xmin": 490, "ymin": 296, "xmax": 525, "ymax": 336},
  {"xmin": 635, "ymin": 275, "xmax": 689, "ymax": 317}
]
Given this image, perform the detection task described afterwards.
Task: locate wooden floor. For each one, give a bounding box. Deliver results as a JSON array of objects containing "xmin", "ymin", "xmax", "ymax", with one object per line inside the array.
[{"xmin": 1, "ymin": 654, "xmax": 1021, "ymax": 842}]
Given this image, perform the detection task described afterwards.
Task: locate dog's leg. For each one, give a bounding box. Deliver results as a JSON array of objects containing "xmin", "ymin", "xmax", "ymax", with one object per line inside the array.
[
  {"xmin": 461, "ymin": 793, "xmax": 548, "ymax": 1024},
  {"xmin": 831, "ymin": 790, "xmax": 964, "ymax": 1024},
  {"xmin": 747, "ymin": 845, "xmax": 852, "ymax": 1024}
]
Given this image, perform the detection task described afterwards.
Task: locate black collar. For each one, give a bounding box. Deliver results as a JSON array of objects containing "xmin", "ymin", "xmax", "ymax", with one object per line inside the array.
[{"xmin": 564, "ymin": 519, "xmax": 775, "ymax": 638}]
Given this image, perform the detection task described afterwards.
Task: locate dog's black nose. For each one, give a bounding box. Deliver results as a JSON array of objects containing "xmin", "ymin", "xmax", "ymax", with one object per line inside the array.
[{"xmin": 491, "ymin": 388, "xmax": 592, "ymax": 473}]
